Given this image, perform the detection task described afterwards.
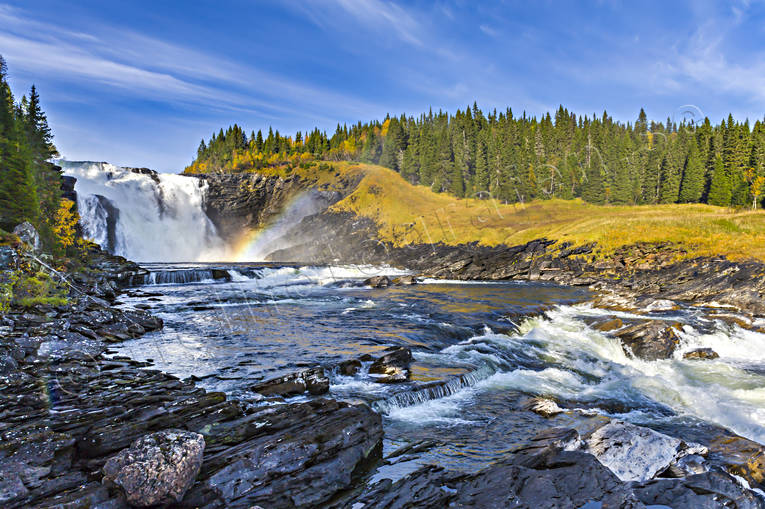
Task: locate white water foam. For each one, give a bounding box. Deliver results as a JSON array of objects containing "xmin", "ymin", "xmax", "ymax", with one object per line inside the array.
[
  {"xmin": 227, "ymin": 270, "xmax": 252, "ymax": 282},
  {"xmin": 249, "ymin": 265, "xmax": 408, "ymax": 289},
  {"xmin": 381, "ymin": 304, "xmax": 765, "ymax": 444}
]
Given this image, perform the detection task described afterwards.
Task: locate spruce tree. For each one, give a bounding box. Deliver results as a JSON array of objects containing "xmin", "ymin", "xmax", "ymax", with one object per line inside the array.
[
  {"xmin": 658, "ymin": 153, "xmax": 680, "ymax": 203},
  {"xmin": 184, "ymin": 101, "xmax": 765, "ymax": 208},
  {"xmin": 678, "ymin": 143, "xmax": 704, "ymax": 203},
  {"xmin": 581, "ymin": 151, "xmax": 605, "ymax": 204},
  {"xmin": 707, "ymin": 155, "xmax": 732, "ymax": 206},
  {"xmin": 380, "ymin": 118, "xmax": 403, "ymax": 170},
  {"xmin": 255, "ymin": 130, "xmax": 264, "ymax": 152},
  {"xmin": 0, "ymin": 57, "xmax": 39, "ymax": 230},
  {"xmin": 473, "ymin": 135, "xmax": 489, "ymax": 193}
]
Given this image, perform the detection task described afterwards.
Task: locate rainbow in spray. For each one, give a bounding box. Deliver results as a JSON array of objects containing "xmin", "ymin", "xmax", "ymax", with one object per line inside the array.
[{"xmin": 231, "ymin": 191, "xmax": 328, "ymax": 262}]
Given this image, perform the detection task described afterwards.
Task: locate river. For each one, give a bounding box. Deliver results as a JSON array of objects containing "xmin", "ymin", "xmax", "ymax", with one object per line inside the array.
[{"xmin": 110, "ymin": 263, "xmax": 765, "ymax": 480}]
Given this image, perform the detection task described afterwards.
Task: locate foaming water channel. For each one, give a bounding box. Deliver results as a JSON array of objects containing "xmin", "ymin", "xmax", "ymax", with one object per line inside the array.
[{"xmin": 112, "ymin": 263, "xmax": 765, "ymax": 475}]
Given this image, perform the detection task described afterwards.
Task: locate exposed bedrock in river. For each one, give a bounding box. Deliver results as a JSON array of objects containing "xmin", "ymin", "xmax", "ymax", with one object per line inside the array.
[
  {"xmin": 345, "ymin": 424, "xmax": 764, "ymax": 509},
  {"xmin": 0, "ymin": 247, "xmax": 385, "ymax": 508}
]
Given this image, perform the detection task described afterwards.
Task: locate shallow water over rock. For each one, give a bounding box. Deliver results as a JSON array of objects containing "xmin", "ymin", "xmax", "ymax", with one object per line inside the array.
[{"xmin": 112, "ymin": 263, "xmax": 765, "ymax": 477}]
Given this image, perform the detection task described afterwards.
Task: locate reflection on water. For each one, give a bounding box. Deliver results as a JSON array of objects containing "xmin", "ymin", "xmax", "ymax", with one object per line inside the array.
[{"xmin": 113, "ymin": 264, "xmax": 765, "ymax": 474}]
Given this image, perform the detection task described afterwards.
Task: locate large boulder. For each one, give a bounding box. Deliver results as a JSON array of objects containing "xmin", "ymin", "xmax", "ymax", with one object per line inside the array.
[
  {"xmin": 102, "ymin": 429, "xmax": 205, "ymax": 507},
  {"xmin": 12, "ymin": 222, "xmax": 40, "ymax": 252},
  {"xmin": 584, "ymin": 420, "xmax": 707, "ymax": 482},
  {"xmin": 613, "ymin": 320, "xmax": 682, "ymax": 360},
  {"xmin": 338, "ymin": 358, "xmax": 362, "ymax": 376},
  {"xmin": 522, "ymin": 397, "xmax": 564, "ymax": 418}
]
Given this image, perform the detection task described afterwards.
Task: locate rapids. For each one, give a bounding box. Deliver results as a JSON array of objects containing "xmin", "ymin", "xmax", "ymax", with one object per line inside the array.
[{"xmin": 112, "ymin": 263, "xmax": 765, "ymax": 474}]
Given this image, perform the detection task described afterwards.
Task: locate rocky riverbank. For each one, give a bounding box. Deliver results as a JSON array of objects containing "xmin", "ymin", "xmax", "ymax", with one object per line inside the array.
[
  {"xmin": 267, "ymin": 209, "xmax": 765, "ymax": 318},
  {"xmin": 0, "ymin": 245, "xmax": 383, "ymax": 508},
  {"xmin": 4, "ymin": 222, "xmax": 765, "ymax": 507}
]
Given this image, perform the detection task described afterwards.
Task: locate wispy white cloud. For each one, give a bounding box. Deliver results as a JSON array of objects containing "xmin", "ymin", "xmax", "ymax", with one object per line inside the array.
[
  {"xmin": 671, "ymin": 14, "xmax": 765, "ymax": 103},
  {"xmin": 292, "ymin": 0, "xmax": 423, "ymax": 47},
  {"xmin": 479, "ymin": 24, "xmax": 498, "ymax": 37},
  {"xmin": 0, "ymin": 3, "xmax": 383, "ymax": 121},
  {"xmin": 644, "ymin": 4, "xmax": 765, "ymax": 109}
]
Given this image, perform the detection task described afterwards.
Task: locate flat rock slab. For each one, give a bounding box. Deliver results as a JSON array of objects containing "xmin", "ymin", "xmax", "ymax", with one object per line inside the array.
[
  {"xmin": 585, "ymin": 420, "xmax": 706, "ymax": 482},
  {"xmin": 250, "ymin": 367, "xmax": 329, "ymax": 396},
  {"xmin": 369, "ymin": 346, "xmax": 412, "ymax": 383},
  {"xmin": 630, "ymin": 471, "xmax": 765, "ymax": 509},
  {"xmin": 184, "ymin": 398, "xmax": 383, "ymax": 508}
]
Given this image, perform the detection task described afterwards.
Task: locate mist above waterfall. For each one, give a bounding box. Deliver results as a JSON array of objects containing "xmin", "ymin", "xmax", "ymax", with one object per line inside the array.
[
  {"xmin": 235, "ymin": 191, "xmax": 332, "ymax": 261},
  {"xmin": 61, "ymin": 161, "xmax": 228, "ymax": 262}
]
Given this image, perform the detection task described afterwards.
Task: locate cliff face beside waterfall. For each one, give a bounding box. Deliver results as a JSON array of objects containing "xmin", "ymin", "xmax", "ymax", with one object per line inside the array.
[
  {"xmin": 198, "ymin": 172, "xmax": 344, "ymax": 251},
  {"xmin": 61, "ymin": 162, "xmax": 355, "ymax": 262}
]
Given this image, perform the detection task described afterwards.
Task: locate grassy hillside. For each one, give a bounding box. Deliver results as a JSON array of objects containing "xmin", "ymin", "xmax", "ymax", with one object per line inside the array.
[{"xmin": 246, "ymin": 161, "xmax": 765, "ymax": 262}]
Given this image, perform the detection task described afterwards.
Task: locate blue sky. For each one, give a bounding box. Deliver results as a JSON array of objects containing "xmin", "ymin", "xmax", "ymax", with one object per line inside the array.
[{"xmin": 2, "ymin": 0, "xmax": 764, "ymax": 171}]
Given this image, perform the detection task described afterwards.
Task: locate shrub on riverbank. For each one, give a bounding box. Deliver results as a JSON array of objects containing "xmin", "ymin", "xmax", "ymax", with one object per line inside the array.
[{"xmin": 11, "ymin": 270, "xmax": 68, "ymax": 307}]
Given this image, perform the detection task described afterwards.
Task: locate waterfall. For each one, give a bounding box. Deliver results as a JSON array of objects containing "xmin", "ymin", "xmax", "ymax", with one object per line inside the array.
[{"xmin": 60, "ymin": 161, "xmax": 228, "ymax": 262}]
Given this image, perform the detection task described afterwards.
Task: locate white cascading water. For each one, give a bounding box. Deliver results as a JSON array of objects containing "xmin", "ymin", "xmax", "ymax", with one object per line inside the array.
[
  {"xmin": 379, "ymin": 304, "xmax": 765, "ymax": 444},
  {"xmin": 60, "ymin": 161, "xmax": 228, "ymax": 262}
]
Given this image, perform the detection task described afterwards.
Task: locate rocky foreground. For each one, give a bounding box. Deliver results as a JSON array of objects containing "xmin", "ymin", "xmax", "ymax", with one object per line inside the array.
[{"xmin": 2, "ymin": 237, "xmax": 765, "ymax": 507}]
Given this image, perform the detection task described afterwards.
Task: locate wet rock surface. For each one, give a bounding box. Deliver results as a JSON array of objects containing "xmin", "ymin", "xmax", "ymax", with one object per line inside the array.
[
  {"xmin": 102, "ymin": 429, "xmax": 205, "ymax": 507},
  {"xmin": 630, "ymin": 472, "xmax": 765, "ymax": 509},
  {"xmin": 584, "ymin": 420, "xmax": 708, "ymax": 482},
  {"xmin": 0, "ymin": 248, "xmax": 384, "ymax": 508},
  {"xmin": 363, "ymin": 275, "xmax": 391, "ymax": 288},
  {"xmin": 347, "ymin": 426, "xmax": 764, "ymax": 509},
  {"xmin": 684, "ymin": 347, "xmax": 720, "ymax": 360},
  {"xmin": 708, "ymin": 435, "xmax": 765, "ymax": 492},
  {"xmin": 250, "ymin": 366, "xmax": 330, "ymax": 396},
  {"xmin": 368, "ymin": 346, "xmax": 413, "ymax": 383},
  {"xmin": 613, "ymin": 320, "xmax": 682, "ymax": 360},
  {"xmin": 3, "ymin": 224, "xmax": 765, "ymax": 508}
]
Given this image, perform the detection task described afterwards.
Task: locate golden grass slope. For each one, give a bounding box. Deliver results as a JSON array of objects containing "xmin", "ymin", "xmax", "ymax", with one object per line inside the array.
[{"xmin": 252, "ymin": 161, "xmax": 765, "ymax": 262}]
